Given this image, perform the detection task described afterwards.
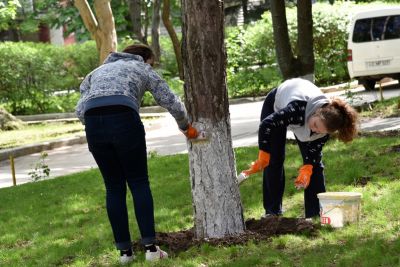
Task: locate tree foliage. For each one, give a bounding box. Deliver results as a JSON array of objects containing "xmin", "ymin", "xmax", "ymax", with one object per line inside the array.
[{"xmin": 0, "ymin": 0, "xmax": 20, "ymax": 31}]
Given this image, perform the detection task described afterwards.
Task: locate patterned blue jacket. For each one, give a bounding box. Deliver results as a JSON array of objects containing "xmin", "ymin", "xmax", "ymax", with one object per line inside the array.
[{"xmin": 76, "ymin": 52, "xmax": 188, "ymax": 129}]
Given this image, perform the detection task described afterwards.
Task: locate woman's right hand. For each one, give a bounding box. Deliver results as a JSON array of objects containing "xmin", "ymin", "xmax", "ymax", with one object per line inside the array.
[
  {"xmin": 181, "ymin": 124, "xmax": 199, "ymax": 139},
  {"xmin": 242, "ymin": 150, "xmax": 270, "ymax": 176}
]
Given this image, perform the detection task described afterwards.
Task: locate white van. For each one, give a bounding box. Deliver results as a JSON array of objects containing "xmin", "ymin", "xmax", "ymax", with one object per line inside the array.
[{"xmin": 347, "ymin": 7, "xmax": 400, "ymax": 90}]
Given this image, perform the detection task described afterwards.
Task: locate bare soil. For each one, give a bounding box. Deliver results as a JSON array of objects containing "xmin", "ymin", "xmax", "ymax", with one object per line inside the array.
[{"xmin": 133, "ymin": 217, "xmax": 316, "ymax": 254}]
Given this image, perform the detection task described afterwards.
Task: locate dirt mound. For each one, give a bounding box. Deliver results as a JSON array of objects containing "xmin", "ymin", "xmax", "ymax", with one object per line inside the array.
[{"xmin": 133, "ymin": 217, "xmax": 317, "ymax": 254}]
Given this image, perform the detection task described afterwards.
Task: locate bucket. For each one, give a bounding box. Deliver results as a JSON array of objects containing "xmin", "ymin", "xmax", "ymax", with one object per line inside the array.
[{"xmin": 317, "ymin": 192, "xmax": 362, "ymax": 228}]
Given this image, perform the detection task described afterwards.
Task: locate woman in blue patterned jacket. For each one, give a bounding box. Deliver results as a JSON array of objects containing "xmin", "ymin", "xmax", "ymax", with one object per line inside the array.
[
  {"xmin": 239, "ymin": 78, "xmax": 358, "ymax": 219},
  {"xmin": 76, "ymin": 44, "xmax": 197, "ymax": 264}
]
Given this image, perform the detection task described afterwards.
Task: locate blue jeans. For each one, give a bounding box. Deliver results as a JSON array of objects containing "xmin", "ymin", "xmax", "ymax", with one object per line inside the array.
[
  {"xmin": 260, "ymin": 89, "xmax": 325, "ymax": 218},
  {"xmin": 84, "ymin": 109, "xmax": 155, "ymax": 250}
]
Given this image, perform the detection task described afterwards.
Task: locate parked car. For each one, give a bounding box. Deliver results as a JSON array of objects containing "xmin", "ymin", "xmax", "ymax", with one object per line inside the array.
[{"xmin": 347, "ymin": 7, "xmax": 400, "ymax": 90}]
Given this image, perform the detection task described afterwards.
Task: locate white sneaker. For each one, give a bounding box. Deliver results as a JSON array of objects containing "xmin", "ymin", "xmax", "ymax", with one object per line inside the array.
[
  {"xmin": 145, "ymin": 246, "xmax": 168, "ymax": 261},
  {"xmin": 119, "ymin": 251, "xmax": 135, "ymax": 265},
  {"xmin": 120, "ymin": 254, "xmax": 135, "ymax": 264}
]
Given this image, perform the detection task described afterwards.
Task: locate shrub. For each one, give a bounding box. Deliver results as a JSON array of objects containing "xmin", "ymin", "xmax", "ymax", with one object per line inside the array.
[{"xmin": 0, "ymin": 41, "xmax": 98, "ymax": 115}]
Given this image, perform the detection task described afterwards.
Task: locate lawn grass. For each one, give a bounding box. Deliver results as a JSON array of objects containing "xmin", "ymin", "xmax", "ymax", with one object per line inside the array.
[
  {"xmin": 359, "ymin": 96, "xmax": 400, "ymax": 119},
  {"xmin": 0, "ymin": 136, "xmax": 399, "ymax": 266},
  {"xmin": 0, "ymin": 116, "xmax": 155, "ymax": 150},
  {"xmin": 0, "ymin": 121, "xmax": 84, "ymax": 149}
]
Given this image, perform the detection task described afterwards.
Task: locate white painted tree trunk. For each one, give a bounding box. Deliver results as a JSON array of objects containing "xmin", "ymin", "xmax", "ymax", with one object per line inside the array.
[
  {"xmin": 181, "ymin": 0, "xmax": 245, "ymax": 239},
  {"xmin": 188, "ymin": 119, "xmax": 245, "ymax": 238}
]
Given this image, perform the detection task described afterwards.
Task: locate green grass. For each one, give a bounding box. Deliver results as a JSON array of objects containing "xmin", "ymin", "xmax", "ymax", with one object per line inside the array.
[
  {"xmin": 0, "ymin": 116, "xmax": 155, "ymax": 150},
  {"xmin": 359, "ymin": 97, "xmax": 400, "ymax": 119},
  {"xmin": 0, "ymin": 121, "xmax": 84, "ymax": 149},
  {"xmin": 1, "ymin": 137, "xmax": 400, "ymax": 266}
]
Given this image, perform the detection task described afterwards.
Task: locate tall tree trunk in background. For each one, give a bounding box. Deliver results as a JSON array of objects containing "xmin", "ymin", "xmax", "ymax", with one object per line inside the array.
[
  {"xmin": 270, "ymin": 0, "xmax": 314, "ymax": 81},
  {"xmin": 128, "ymin": 0, "xmax": 147, "ymax": 44},
  {"xmin": 181, "ymin": 0, "xmax": 245, "ymax": 239},
  {"xmin": 162, "ymin": 0, "xmax": 183, "ymax": 80},
  {"xmin": 270, "ymin": 0, "xmax": 296, "ymax": 79},
  {"xmin": 75, "ymin": 0, "xmax": 117, "ymax": 64},
  {"xmin": 296, "ymin": 0, "xmax": 314, "ymax": 81},
  {"xmin": 143, "ymin": 0, "xmax": 150, "ymax": 42},
  {"xmin": 242, "ymin": 0, "xmax": 248, "ymax": 24},
  {"xmin": 151, "ymin": 0, "xmax": 161, "ymax": 64}
]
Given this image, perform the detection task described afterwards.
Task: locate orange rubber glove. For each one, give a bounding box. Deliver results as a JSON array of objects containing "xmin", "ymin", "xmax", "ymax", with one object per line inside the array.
[
  {"xmin": 242, "ymin": 150, "xmax": 270, "ymax": 176},
  {"xmin": 182, "ymin": 124, "xmax": 199, "ymax": 139},
  {"xmin": 294, "ymin": 164, "xmax": 313, "ymax": 189}
]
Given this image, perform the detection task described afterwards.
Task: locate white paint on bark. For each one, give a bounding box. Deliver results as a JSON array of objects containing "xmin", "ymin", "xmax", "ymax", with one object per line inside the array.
[{"xmin": 188, "ymin": 118, "xmax": 245, "ymax": 239}]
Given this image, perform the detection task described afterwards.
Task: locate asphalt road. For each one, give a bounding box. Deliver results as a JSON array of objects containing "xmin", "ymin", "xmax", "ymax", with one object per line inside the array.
[{"xmin": 0, "ymin": 84, "xmax": 399, "ymax": 189}]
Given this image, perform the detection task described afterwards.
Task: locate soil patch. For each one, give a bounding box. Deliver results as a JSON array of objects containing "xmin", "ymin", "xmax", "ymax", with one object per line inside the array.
[
  {"xmin": 388, "ymin": 144, "xmax": 400, "ymax": 153},
  {"xmin": 133, "ymin": 217, "xmax": 316, "ymax": 254},
  {"xmin": 354, "ymin": 176, "xmax": 371, "ymax": 187}
]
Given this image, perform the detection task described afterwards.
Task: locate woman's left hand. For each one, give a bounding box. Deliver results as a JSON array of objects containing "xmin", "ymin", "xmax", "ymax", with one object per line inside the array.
[{"xmin": 294, "ymin": 164, "xmax": 313, "ymax": 189}]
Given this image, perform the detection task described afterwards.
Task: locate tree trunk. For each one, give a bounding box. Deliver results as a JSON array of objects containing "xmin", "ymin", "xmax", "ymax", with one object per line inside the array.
[
  {"xmin": 143, "ymin": 0, "xmax": 150, "ymax": 42},
  {"xmin": 75, "ymin": 0, "xmax": 117, "ymax": 64},
  {"xmin": 270, "ymin": 0, "xmax": 315, "ymax": 81},
  {"xmin": 163, "ymin": 0, "xmax": 183, "ymax": 80},
  {"xmin": 128, "ymin": 0, "xmax": 147, "ymax": 44},
  {"xmin": 242, "ymin": 0, "xmax": 248, "ymax": 24},
  {"xmin": 151, "ymin": 0, "xmax": 161, "ymax": 64},
  {"xmin": 297, "ymin": 0, "xmax": 314, "ymax": 81},
  {"xmin": 181, "ymin": 0, "xmax": 245, "ymax": 239},
  {"xmin": 270, "ymin": 0, "xmax": 297, "ymax": 79}
]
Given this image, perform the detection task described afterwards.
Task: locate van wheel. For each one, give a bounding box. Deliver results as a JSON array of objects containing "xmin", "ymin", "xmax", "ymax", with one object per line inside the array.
[{"xmin": 361, "ymin": 79, "xmax": 376, "ymax": 91}]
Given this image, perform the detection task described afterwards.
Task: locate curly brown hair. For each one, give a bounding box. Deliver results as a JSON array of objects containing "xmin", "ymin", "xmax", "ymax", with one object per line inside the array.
[
  {"xmin": 315, "ymin": 98, "xmax": 359, "ymax": 143},
  {"xmin": 122, "ymin": 44, "xmax": 155, "ymax": 64}
]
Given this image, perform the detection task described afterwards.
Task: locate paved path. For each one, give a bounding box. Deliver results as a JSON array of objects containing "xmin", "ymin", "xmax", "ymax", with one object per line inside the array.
[{"xmin": 1, "ymin": 84, "xmax": 399, "ymax": 189}]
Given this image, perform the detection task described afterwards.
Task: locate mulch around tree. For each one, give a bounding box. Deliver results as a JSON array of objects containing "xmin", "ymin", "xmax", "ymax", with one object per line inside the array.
[{"xmin": 133, "ymin": 217, "xmax": 317, "ymax": 254}]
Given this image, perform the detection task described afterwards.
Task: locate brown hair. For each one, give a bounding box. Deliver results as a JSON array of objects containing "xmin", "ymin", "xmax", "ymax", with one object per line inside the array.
[
  {"xmin": 122, "ymin": 44, "xmax": 155, "ymax": 63},
  {"xmin": 315, "ymin": 98, "xmax": 359, "ymax": 143}
]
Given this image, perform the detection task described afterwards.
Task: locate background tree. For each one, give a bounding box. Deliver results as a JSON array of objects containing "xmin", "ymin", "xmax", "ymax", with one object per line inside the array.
[
  {"xmin": 163, "ymin": 0, "xmax": 183, "ymax": 80},
  {"xmin": 181, "ymin": 0, "xmax": 245, "ymax": 238},
  {"xmin": 0, "ymin": 0, "xmax": 20, "ymax": 31},
  {"xmin": 74, "ymin": 0, "xmax": 117, "ymax": 63},
  {"xmin": 151, "ymin": 0, "xmax": 161, "ymax": 63},
  {"xmin": 270, "ymin": 0, "xmax": 314, "ymax": 81},
  {"xmin": 127, "ymin": 0, "xmax": 146, "ymax": 43}
]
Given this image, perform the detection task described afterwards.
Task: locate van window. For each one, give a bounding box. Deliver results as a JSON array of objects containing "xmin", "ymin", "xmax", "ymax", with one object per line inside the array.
[
  {"xmin": 385, "ymin": 16, "xmax": 400, "ymax": 40},
  {"xmin": 352, "ymin": 15, "xmax": 400, "ymax": 43}
]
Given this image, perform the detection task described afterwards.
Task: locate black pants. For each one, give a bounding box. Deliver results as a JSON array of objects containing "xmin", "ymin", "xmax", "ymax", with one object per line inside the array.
[
  {"xmin": 84, "ymin": 107, "xmax": 156, "ymax": 250},
  {"xmin": 260, "ymin": 89, "xmax": 326, "ymax": 218}
]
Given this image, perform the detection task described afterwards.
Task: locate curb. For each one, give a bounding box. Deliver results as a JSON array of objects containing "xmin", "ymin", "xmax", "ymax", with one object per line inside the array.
[{"xmin": 0, "ymin": 135, "xmax": 87, "ymax": 161}]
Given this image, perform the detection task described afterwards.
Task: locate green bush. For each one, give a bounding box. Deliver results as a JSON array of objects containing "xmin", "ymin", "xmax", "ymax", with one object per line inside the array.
[
  {"xmin": 0, "ymin": 41, "xmax": 98, "ymax": 115},
  {"xmin": 225, "ymin": 3, "xmax": 352, "ymax": 92},
  {"xmin": 225, "ymin": 2, "xmax": 396, "ymax": 92},
  {"xmin": 312, "ymin": 4, "xmax": 351, "ymax": 85}
]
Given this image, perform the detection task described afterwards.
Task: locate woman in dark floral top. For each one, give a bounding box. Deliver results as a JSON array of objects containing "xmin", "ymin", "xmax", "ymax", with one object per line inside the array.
[{"xmin": 239, "ymin": 78, "xmax": 358, "ymax": 219}]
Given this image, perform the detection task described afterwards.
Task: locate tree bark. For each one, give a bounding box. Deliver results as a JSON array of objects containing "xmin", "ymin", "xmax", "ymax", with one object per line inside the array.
[
  {"xmin": 181, "ymin": 0, "xmax": 245, "ymax": 239},
  {"xmin": 270, "ymin": 0, "xmax": 297, "ymax": 79},
  {"xmin": 143, "ymin": 0, "xmax": 150, "ymax": 42},
  {"xmin": 151, "ymin": 0, "xmax": 161, "ymax": 64},
  {"xmin": 269, "ymin": 0, "xmax": 315, "ymax": 81},
  {"xmin": 297, "ymin": 0, "xmax": 314, "ymax": 81},
  {"xmin": 128, "ymin": 0, "xmax": 147, "ymax": 43},
  {"xmin": 163, "ymin": 0, "xmax": 183, "ymax": 80},
  {"xmin": 74, "ymin": 0, "xmax": 117, "ymax": 64}
]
